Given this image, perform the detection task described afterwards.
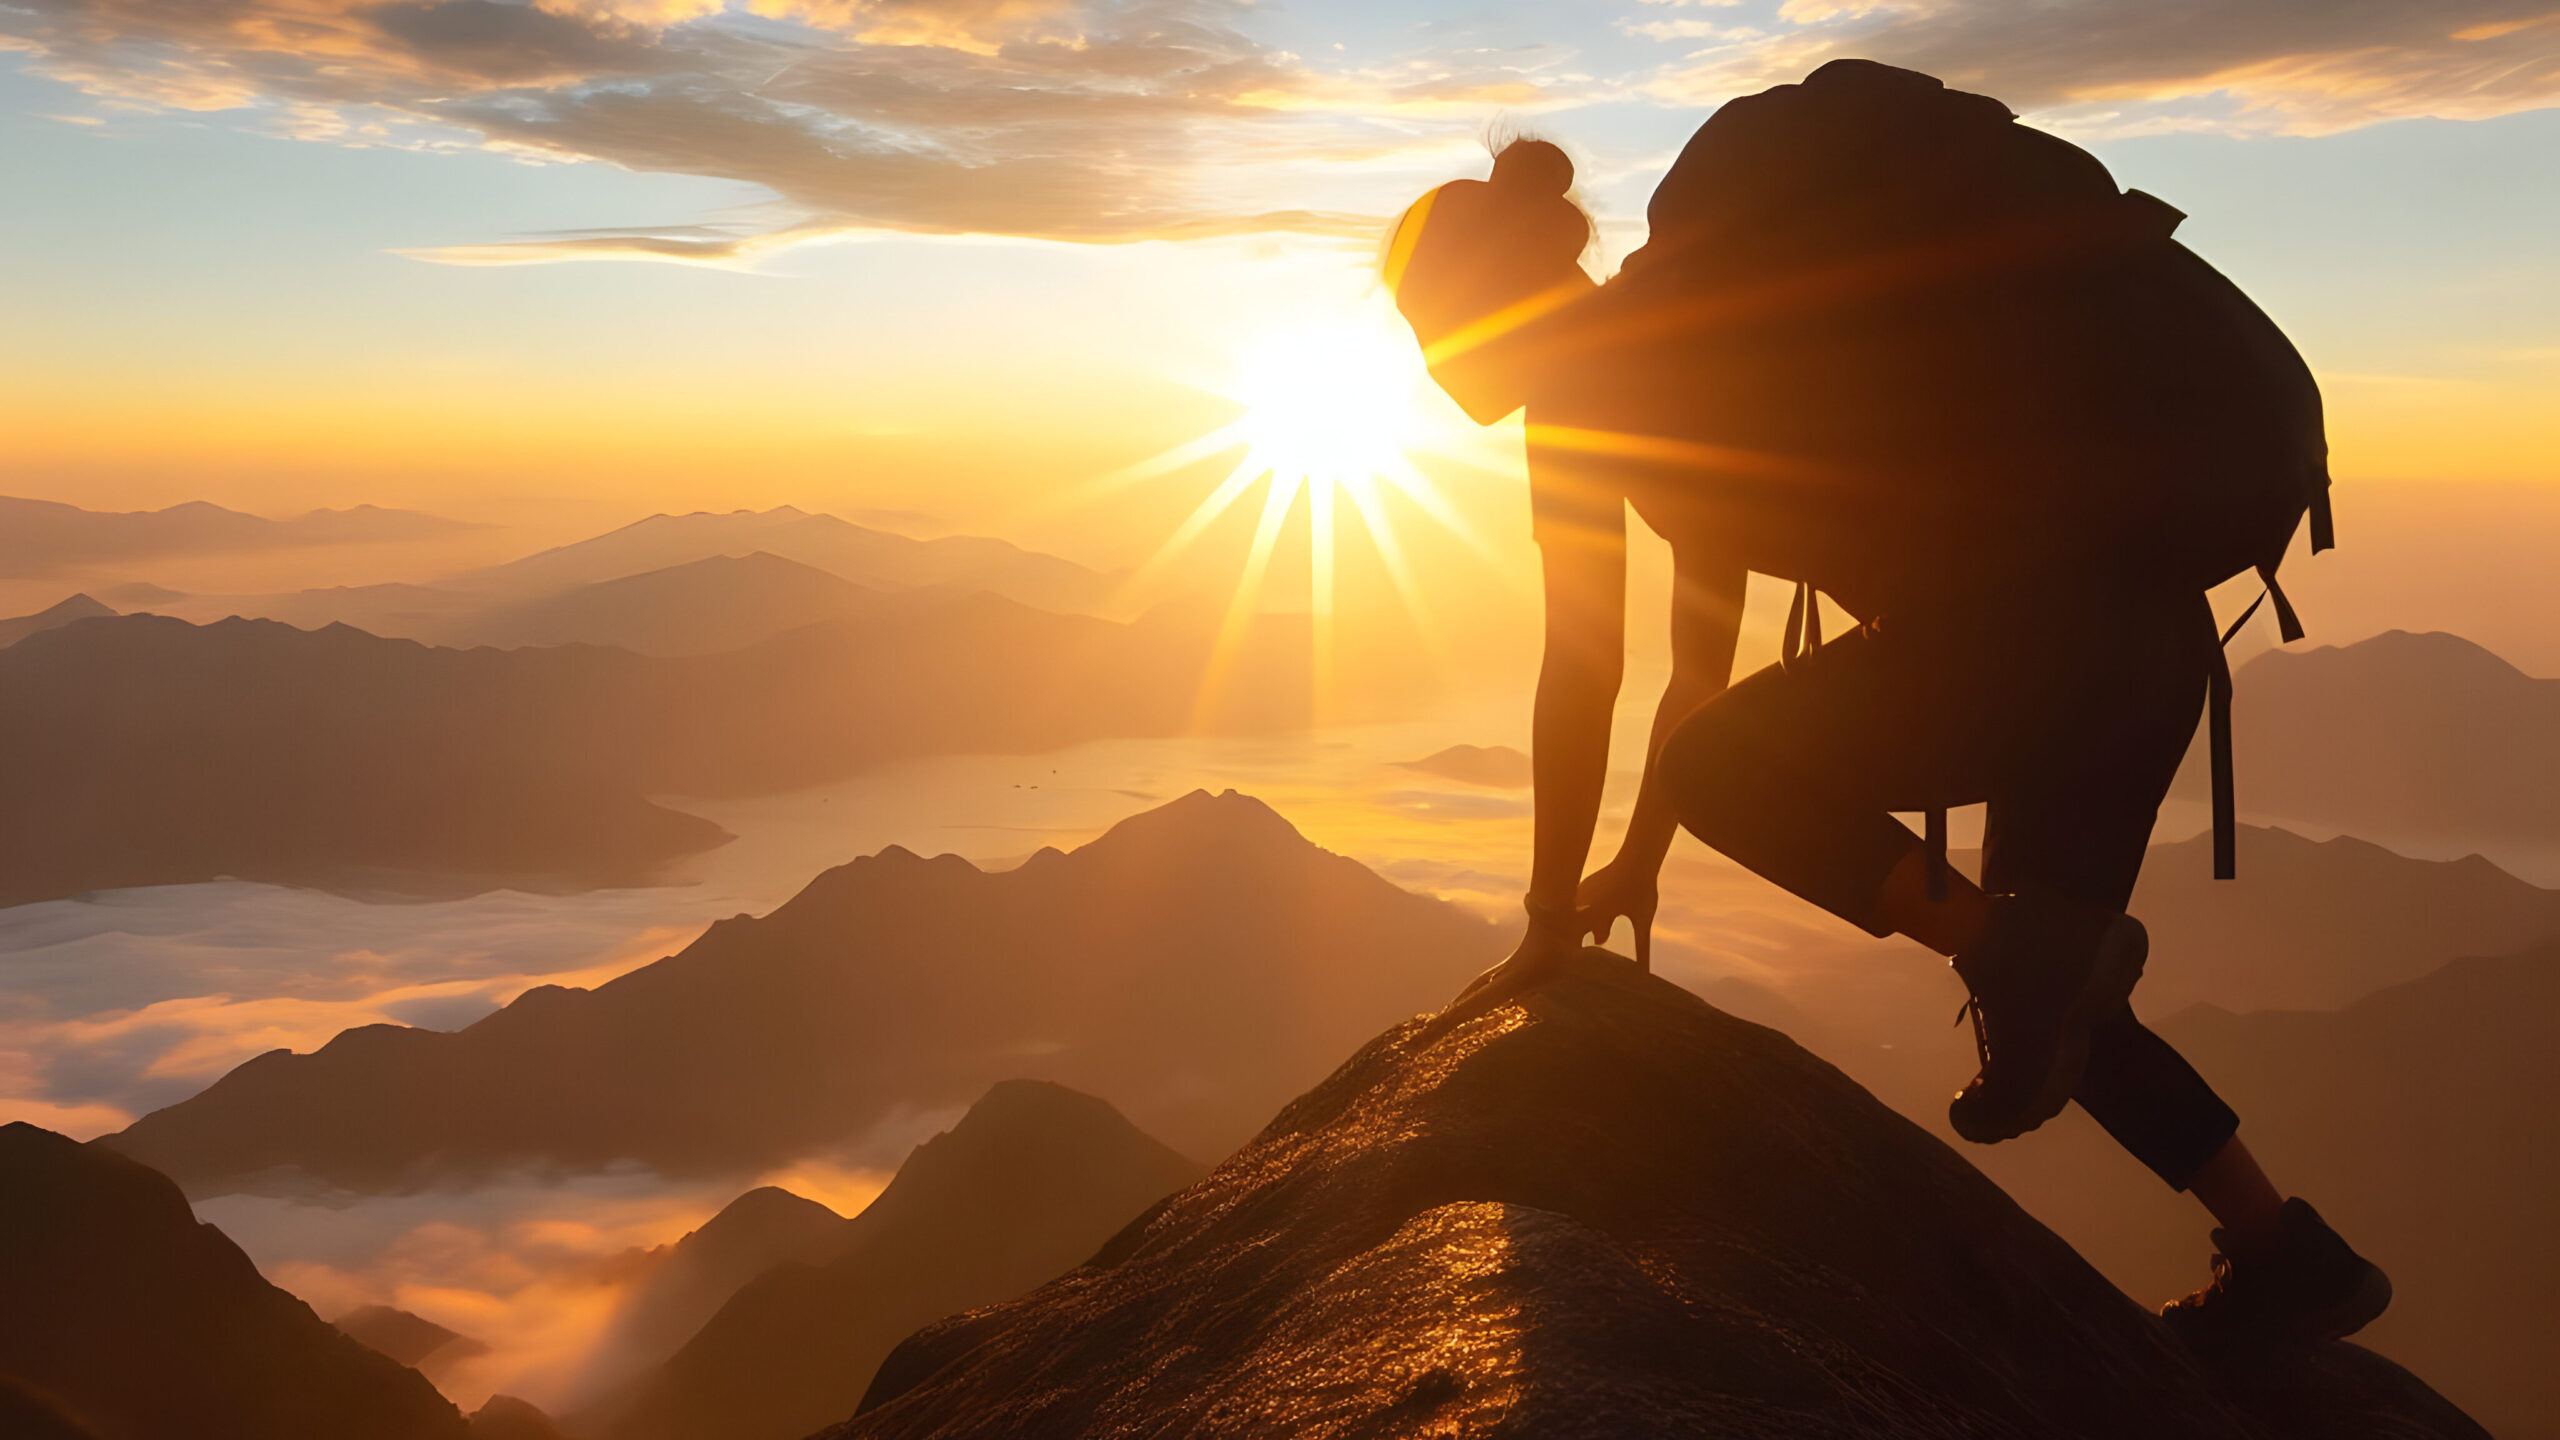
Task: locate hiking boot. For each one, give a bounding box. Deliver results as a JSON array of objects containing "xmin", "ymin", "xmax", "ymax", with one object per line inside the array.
[
  {"xmin": 1945, "ymin": 894, "xmax": 2148, "ymax": 1145},
  {"xmin": 2161, "ymin": 1198, "xmax": 2393, "ymax": 1347}
]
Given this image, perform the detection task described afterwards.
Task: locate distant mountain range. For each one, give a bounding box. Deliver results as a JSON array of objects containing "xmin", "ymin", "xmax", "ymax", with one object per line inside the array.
[
  {"xmin": 170, "ymin": 553, "xmax": 887, "ymax": 657},
  {"xmin": 2105, "ymin": 823, "xmax": 2560, "ymax": 1015},
  {"xmin": 0, "ymin": 1121, "xmax": 465, "ymax": 1440},
  {"xmin": 592, "ymin": 1081, "xmax": 1201, "ymax": 1440},
  {"xmin": 134, "ymin": 504, "xmax": 1119, "ymax": 652},
  {"xmin": 2182, "ymin": 629, "xmax": 2560, "ymax": 850},
  {"xmin": 0, "ymin": 496, "xmax": 469, "ymax": 578},
  {"xmin": 0, "ymin": 594, "xmax": 1244, "ymax": 904},
  {"xmin": 0, "ymin": 615, "xmax": 730, "ymax": 903},
  {"xmin": 444, "ymin": 553, "xmax": 878, "ymax": 655},
  {"xmin": 98, "ymin": 791, "xmax": 1500, "ymax": 1189},
  {"xmin": 446, "ymin": 507, "xmax": 1116, "ymax": 615}
]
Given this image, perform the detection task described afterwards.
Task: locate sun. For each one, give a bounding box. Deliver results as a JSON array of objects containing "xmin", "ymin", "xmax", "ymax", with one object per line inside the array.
[
  {"xmin": 1095, "ymin": 307, "xmax": 1505, "ymax": 716},
  {"xmin": 1228, "ymin": 324, "xmax": 1418, "ymax": 496}
]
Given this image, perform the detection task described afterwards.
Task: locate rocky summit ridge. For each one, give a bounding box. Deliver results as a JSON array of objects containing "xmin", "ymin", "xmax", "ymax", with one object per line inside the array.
[{"xmin": 837, "ymin": 953, "xmax": 2488, "ymax": 1440}]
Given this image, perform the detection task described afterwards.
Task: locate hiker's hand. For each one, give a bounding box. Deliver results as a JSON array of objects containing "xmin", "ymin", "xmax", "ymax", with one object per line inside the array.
[
  {"xmin": 1576, "ymin": 856, "xmax": 1657, "ymax": 971},
  {"xmin": 1415, "ymin": 915, "xmax": 1583, "ymax": 1046}
]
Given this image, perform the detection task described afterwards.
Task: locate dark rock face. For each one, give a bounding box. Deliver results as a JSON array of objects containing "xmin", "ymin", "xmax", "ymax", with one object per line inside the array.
[
  {"xmin": 0, "ymin": 1122, "xmax": 465, "ymax": 1440},
  {"xmin": 602, "ymin": 1080, "xmax": 1202, "ymax": 1440},
  {"xmin": 103, "ymin": 790, "xmax": 1498, "ymax": 1188},
  {"xmin": 838, "ymin": 956, "xmax": 2488, "ymax": 1440}
]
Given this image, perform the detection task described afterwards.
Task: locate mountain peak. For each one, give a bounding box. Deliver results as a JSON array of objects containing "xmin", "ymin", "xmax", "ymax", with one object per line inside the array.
[
  {"xmin": 871, "ymin": 1080, "xmax": 1201, "ymax": 1224},
  {"xmin": 1083, "ymin": 788, "xmax": 1306, "ymax": 854},
  {"xmin": 2267, "ymin": 628, "xmax": 2533, "ymax": 685},
  {"xmin": 840, "ymin": 954, "xmax": 2488, "ymax": 1440},
  {"xmin": 684, "ymin": 1186, "xmax": 843, "ymax": 1258}
]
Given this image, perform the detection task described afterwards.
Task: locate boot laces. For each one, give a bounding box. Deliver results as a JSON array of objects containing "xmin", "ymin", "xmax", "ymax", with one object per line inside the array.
[{"xmin": 1953, "ymin": 992, "xmax": 1989, "ymax": 1067}]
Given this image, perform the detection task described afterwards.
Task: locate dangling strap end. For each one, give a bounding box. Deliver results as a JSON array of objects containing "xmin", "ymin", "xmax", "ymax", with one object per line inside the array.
[
  {"xmin": 1924, "ymin": 806, "xmax": 1949, "ymax": 903},
  {"xmin": 2209, "ymin": 648, "xmax": 2238, "ymax": 880},
  {"xmin": 2256, "ymin": 565, "xmax": 2305, "ymax": 644}
]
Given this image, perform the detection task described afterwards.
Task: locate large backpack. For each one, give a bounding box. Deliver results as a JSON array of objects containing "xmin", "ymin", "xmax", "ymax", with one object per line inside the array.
[{"xmin": 1612, "ymin": 59, "xmax": 2335, "ymax": 877}]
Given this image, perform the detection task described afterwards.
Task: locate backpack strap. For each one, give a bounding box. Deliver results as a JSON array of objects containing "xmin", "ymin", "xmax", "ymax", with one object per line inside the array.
[
  {"xmin": 1783, "ymin": 580, "xmax": 1820, "ymax": 664},
  {"xmin": 2256, "ymin": 564, "xmax": 2304, "ymax": 643},
  {"xmin": 2309, "ymin": 474, "xmax": 2336, "ymax": 554},
  {"xmin": 2209, "ymin": 587, "xmax": 2274, "ymax": 880},
  {"xmin": 1924, "ymin": 805, "xmax": 1949, "ymax": 902}
]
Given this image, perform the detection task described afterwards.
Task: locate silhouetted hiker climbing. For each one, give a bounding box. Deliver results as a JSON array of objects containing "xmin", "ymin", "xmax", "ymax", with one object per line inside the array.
[{"xmin": 1390, "ymin": 60, "xmax": 2390, "ymax": 1347}]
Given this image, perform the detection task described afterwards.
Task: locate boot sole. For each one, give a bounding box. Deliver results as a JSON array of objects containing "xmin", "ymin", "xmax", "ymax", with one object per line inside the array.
[
  {"xmin": 1955, "ymin": 914, "xmax": 2149, "ymax": 1145},
  {"xmin": 2160, "ymin": 1261, "xmax": 2394, "ymax": 1349},
  {"xmin": 2310, "ymin": 1261, "xmax": 2395, "ymax": 1342}
]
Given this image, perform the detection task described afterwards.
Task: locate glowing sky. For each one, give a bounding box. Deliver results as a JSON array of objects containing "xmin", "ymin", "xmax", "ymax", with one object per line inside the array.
[{"xmin": 0, "ymin": 0, "xmax": 2554, "ymax": 570}]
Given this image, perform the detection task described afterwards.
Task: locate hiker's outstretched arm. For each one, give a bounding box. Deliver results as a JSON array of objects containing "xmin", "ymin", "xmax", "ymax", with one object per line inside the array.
[
  {"xmin": 1523, "ymin": 510, "xmax": 1629, "ymax": 928},
  {"xmin": 1415, "ymin": 476, "xmax": 1625, "ymax": 1038},
  {"xmin": 1578, "ymin": 539, "xmax": 1745, "ymax": 966}
]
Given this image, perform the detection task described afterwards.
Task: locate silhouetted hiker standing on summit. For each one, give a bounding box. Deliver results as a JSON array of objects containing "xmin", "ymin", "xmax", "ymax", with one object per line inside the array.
[{"xmin": 1391, "ymin": 60, "xmax": 2391, "ymax": 1346}]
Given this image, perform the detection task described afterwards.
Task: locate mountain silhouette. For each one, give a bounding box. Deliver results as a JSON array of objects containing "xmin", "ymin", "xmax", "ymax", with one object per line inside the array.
[
  {"xmin": 0, "ymin": 598, "xmax": 1226, "ymax": 905},
  {"xmin": 100, "ymin": 791, "xmax": 1500, "ymax": 1190},
  {"xmin": 465, "ymin": 1395, "xmax": 569, "ymax": 1440},
  {"xmin": 0, "ymin": 1121, "xmax": 465, "ymax": 1440},
  {"xmin": 594, "ymin": 1080, "xmax": 1201, "ymax": 1440},
  {"xmin": 446, "ymin": 506, "xmax": 1113, "ymax": 614},
  {"xmin": 2098, "ymin": 823, "xmax": 2560, "ymax": 1014},
  {"xmin": 1393, "ymin": 743, "xmax": 1532, "ymax": 788},
  {"xmin": 0, "ymin": 614, "xmax": 730, "ymax": 904},
  {"xmin": 442, "ymin": 552, "xmax": 878, "ymax": 655},
  {"xmin": 836, "ymin": 955, "xmax": 2485, "ymax": 1440},
  {"xmin": 2177, "ymin": 629, "xmax": 2560, "ymax": 851},
  {"xmin": 0, "ymin": 495, "xmax": 468, "ymax": 577},
  {"xmin": 575, "ymin": 1186, "xmax": 851, "ymax": 1399},
  {"xmin": 0, "ymin": 593, "xmax": 113, "ymax": 648},
  {"xmin": 333, "ymin": 1304, "xmax": 490, "ymax": 1373},
  {"xmin": 152, "ymin": 580, "xmax": 482, "ymax": 640},
  {"xmin": 153, "ymin": 556, "xmax": 868, "ymax": 655}
]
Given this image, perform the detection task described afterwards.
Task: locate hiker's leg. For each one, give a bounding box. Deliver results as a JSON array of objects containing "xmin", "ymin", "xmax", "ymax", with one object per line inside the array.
[
  {"xmin": 2187, "ymin": 1135, "xmax": 2286, "ymax": 1239},
  {"xmin": 1657, "ymin": 608, "xmax": 1993, "ymax": 939},
  {"xmin": 1979, "ymin": 590, "xmax": 2263, "ymax": 1222}
]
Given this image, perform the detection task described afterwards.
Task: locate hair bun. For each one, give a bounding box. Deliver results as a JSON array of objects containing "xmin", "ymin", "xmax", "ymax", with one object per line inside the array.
[{"xmin": 1490, "ymin": 139, "xmax": 1573, "ymax": 198}]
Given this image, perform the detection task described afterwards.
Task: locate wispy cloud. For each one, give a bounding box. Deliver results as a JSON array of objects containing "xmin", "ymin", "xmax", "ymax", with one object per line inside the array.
[
  {"xmin": 1, "ymin": 0, "xmax": 1413, "ymax": 257},
  {"xmin": 3, "ymin": 0, "xmax": 2553, "ymax": 256},
  {"xmin": 1655, "ymin": 0, "xmax": 2560, "ymax": 134}
]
